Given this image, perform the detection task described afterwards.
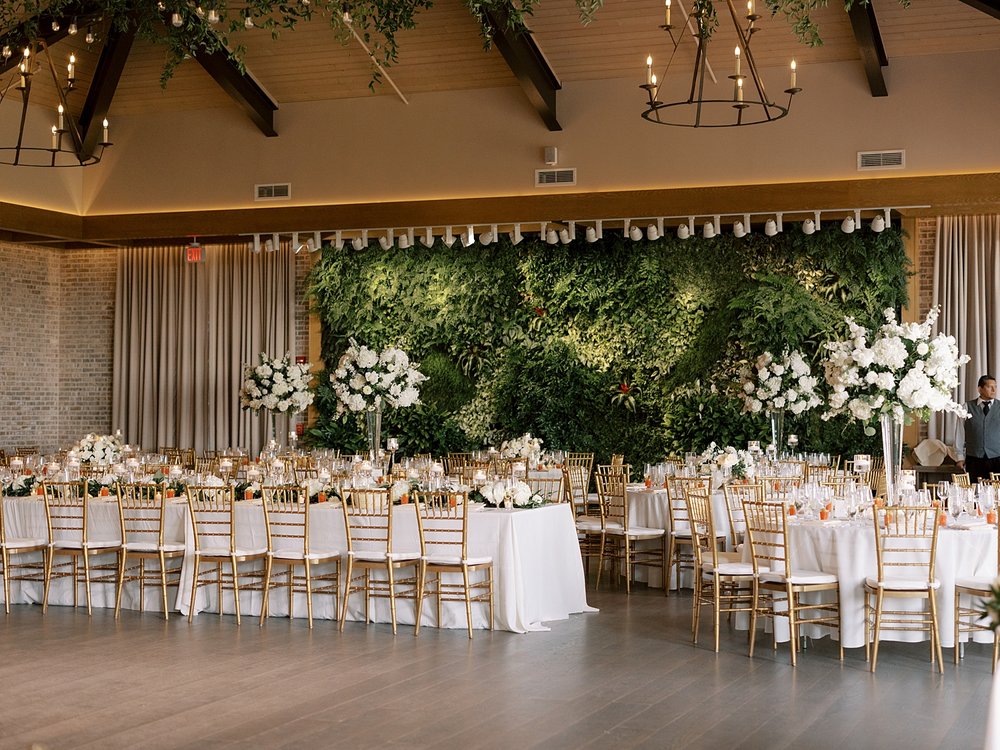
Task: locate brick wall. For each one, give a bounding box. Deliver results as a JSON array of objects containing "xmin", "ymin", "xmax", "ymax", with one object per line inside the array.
[{"xmin": 915, "ymin": 217, "xmax": 937, "ymax": 320}]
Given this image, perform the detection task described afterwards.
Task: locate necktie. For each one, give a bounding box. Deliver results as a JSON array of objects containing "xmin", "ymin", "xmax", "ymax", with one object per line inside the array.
[{"xmin": 985, "ymin": 401, "xmax": 992, "ymax": 416}]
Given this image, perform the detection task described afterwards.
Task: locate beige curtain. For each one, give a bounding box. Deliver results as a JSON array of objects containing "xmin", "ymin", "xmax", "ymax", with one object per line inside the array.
[
  {"xmin": 930, "ymin": 215, "xmax": 1000, "ymax": 442},
  {"xmin": 112, "ymin": 243, "xmax": 295, "ymax": 454}
]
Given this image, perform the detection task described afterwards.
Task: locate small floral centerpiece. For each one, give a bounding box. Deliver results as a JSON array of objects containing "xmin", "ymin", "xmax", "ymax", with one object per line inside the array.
[
  {"xmin": 71, "ymin": 433, "xmax": 123, "ymax": 465},
  {"xmin": 698, "ymin": 442, "xmax": 756, "ymax": 479},
  {"xmin": 822, "ymin": 307, "xmax": 970, "ymax": 424},
  {"xmin": 87, "ymin": 474, "xmax": 118, "ymax": 498},
  {"xmin": 740, "ymin": 349, "xmax": 823, "ymax": 415},
  {"xmin": 473, "ymin": 480, "xmax": 546, "ymax": 509},
  {"xmin": 2, "ymin": 473, "xmax": 37, "ymax": 497},
  {"xmin": 499, "ymin": 433, "xmax": 543, "ymax": 460},
  {"xmin": 330, "ymin": 340, "xmax": 427, "ymax": 415},
  {"xmin": 301, "ymin": 477, "xmax": 343, "ymax": 504},
  {"xmin": 239, "ymin": 353, "xmax": 314, "ymax": 414}
]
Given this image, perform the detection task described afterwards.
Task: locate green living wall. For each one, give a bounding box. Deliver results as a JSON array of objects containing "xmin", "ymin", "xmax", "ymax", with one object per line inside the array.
[{"xmin": 306, "ymin": 226, "xmax": 908, "ymax": 465}]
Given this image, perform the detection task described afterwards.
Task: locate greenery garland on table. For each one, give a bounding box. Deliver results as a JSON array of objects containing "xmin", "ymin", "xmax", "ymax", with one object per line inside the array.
[{"xmin": 306, "ymin": 225, "xmax": 908, "ymax": 465}]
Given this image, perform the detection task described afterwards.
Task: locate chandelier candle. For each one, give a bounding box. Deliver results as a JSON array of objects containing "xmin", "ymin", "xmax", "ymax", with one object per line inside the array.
[
  {"xmin": 665, "ymin": 0, "xmax": 671, "ymax": 27},
  {"xmin": 646, "ymin": 55, "xmax": 653, "ymax": 85},
  {"xmin": 790, "ymin": 60, "xmax": 797, "ymax": 88}
]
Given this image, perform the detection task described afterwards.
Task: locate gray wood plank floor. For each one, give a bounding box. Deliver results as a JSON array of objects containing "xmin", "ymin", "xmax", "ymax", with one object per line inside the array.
[{"xmin": 0, "ymin": 586, "xmax": 993, "ymax": 750}]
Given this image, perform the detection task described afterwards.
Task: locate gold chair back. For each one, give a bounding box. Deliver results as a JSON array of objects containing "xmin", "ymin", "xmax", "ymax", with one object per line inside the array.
[
  {"xmin": 595, "ymin": 467, "xmax": 630, "ymax": 532},
  {"xmin": 341, "ymin": 487, "xmax": 395, "ymax": 558},
  {"xmin": 722, "ymin": 482, "xmax": 763, "ymax": 548},
  {"xmin": 185, "ymin": 485, "xmax": 240, "ymax": 556},
  {"xmin": 526, "ymin": 474, "xmax": 564, "ymax": 504},
  {"xmin": 664, "ymin": 475, "xmax": 712, "ymax": 534},
  {"xmin": 415, "ymin": 489, "xmax": 469, "ymax": 562},
  {"xmin": 564, "ymin": 464, "xmax": 590, "ymax": 516},
  {"xmin": 42, "ymin": 479, "xmax": 111, "ymax": 546},
  {"xmin": 118, "ymin": 482, "xmax": 169, "ymax": 549},
  {"xmin": 953, "ymin": 472, "xmax": 972, "ymax": 488},
  {"xmin": 871, "ymin": 506, "xmax": 939, "ymax": 585},
  {"xmin": 261, "ymin": 484, "xmax": 310, "ymax": 557},
  {"xmin": 741, "ymin": 499, "xmax": 792, "ymax": 579}
]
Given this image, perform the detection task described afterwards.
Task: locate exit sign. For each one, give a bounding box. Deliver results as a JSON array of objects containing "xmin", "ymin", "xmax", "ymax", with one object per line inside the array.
[{"xmin": 186, "ymin": 243, "xmax": 205, "ymax": 263}]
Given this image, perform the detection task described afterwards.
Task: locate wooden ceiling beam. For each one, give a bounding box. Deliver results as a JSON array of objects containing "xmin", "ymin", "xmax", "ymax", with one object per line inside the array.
[
  {"xmin": 483, "ymin": 10, "xmax": 561, "ymax": 132},
  {"xmin": 194, "ymin": 45, "xmax": 278, "ymax": 137},
  {"xmin": 848, "ymin": 2, "xmax": 889, "ymax": 97},
  {"xmin": 959, "ymin": 0, "xmax": 1000, "ymax": 20},
  {"xmin": 0, "ymin": 17, "xmax": 71, "ymax": 74},
  {"xmin": 79, "ymin": 20, "xmax": 136, "ymax": 157}
]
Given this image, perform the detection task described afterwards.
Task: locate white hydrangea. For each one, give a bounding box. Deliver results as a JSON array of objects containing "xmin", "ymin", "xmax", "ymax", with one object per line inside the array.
[
  {"xmin": 240, "ymin": 353, "xmax": 314, "ymax": 414},
  {"xmin": 739, "ymin": 349, "xmax": 823, "ymax": 416},
  {"xmin": 329, "ymin": 339, "xmax": 428, "ymax": 416}
]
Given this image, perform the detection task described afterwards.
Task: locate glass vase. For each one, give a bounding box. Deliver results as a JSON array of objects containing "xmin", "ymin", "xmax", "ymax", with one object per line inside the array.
[
  {"xmin": 880, "ymin": 412, "xmax": 904, "ymax": 506},
  {"xmin": 768, "ymin": 409, "xmax": 785, "ymax": 455},
  {"xmin": 366, "ymin": 407, "xmax": 382, "ymax": 461}
]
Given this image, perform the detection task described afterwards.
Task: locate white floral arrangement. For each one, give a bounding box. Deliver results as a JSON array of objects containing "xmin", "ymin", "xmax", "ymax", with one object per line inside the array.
[
  {"xmin": 70, "ymin": 433, "xmax": 123, "ymax": 465},
  {"xmin": 740, "ymin": 349, "xmax": 823, "ymax": 415},
  {"xmin": 2, "ymin": 474, "xmax": 37, "ymax": 497},
  {"xmin": 822, "ymin": 307, "xmax": 970, "ymax": 424},
  {"xmin": 239, "ymin": 353, "xmax": 314, "ymax": 414},
  {"xmin": 476, "ymin": 480, "xmax": 545, "ymax": 508},
  {"xmin": 330, "ymin": 340, "xmax": 427, "ymax": 416},
  {"xmin": 499, "ymin": 433, "xmax": 543, "ymax": 459},
  {"xmin": 698, "ymin": 442, "xmax": 756, "ymax": 479}
]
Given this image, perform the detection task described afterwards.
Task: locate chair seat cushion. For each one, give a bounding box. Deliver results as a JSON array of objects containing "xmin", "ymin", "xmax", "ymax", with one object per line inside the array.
[
  {"xmin": 425, "ymin": 554, "xmax": 493, "ymax": 567},
  {"xmin": 124, "ymin": 541, "xmax": 186, "ymax": 553},
  {"xmin": 272, "ymin": 550, "xmax": 342, "ymax": 562},
  {"xmin": 716, "ymin": 550, "xmax": 742, "ymax": 564},
  {"xmin": 703, "ymin": 561, "xmax": 756, "ymax": 576},
  {"xmin": 2, "ymin": 537, "xmax": 48, "ymax": 550},
  {"xmin": 576, "ymin": 518, "xmax": 603, "ymax": 532},
  {"xmin": 52, "ymin": 539, "xmax": 121, "ymax": 550},
  {"xmin": 956, "ymin": 576, "xmax": 994, "ymax": 592},
  {"xmin": 761, "ymin": 569, "xmax": 838, "ymax": 585},
  {"xmin": 197, "ymin": 546, "xmax": 268, "ymax": 558},
  {"xmin": 604, "ymin": 522, "xmax": 664, "ymax": 538},
  {"xmin": 865, "ymin": 575, "xmax": 941, "ymax": 591},
  {"xmin": 349, "ymin": 550, "xmax": 421, "ymax": 563}
]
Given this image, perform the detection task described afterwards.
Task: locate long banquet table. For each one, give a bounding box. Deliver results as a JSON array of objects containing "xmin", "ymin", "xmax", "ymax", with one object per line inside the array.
[{"xmin": 0, "ymin": 496, "xmax": 595, "ymax": 633}]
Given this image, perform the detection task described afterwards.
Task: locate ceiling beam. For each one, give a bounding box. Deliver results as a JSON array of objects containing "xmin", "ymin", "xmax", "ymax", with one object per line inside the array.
[
  {"xmin": 0, "ymin": 17, "xmax": 70, "ymax": 75},
  {"xmin": 194, "ymin": 45, "xmax": 278, "ymax": 137},
  {"xmin": 848, "ymin": 1, "xmax": 889, "ymax": 97},
  {"xmin": 79, "ymin": 20, "xmax": 136, "ymax": 157},
  {"xmin": 958, "ymin": 0, "xmax": 1000, "ymax": 20},
  {"xmin": 483, "ymin": 11, "xmax": 561, "ymax": 132}
]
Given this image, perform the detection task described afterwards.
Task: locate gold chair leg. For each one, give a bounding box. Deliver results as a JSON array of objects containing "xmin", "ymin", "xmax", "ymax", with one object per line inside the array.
[
  {"xmin": 927, "ymin": 590, "xmax": 944, "ymax": 674},
  {"xmin": 387, "ymin": 564, "xmax": 398, "ymax": 635},
  {"xmin": 954, "ymin": 590, "xmax": 962, "ymax": 666},
  {"xmin": 871, "ymin": 589, "xmax": 885, "ymax": 673},
  {"xmin": 138, "ymin": 558, "xmax": 145, "ymax": 613},
  {"xmin": 488, "ymin": 566, "xmax": 494, "ymax": 631},
  {"xmin": 713, "ymin": 577, "xmax": 722, "ymax": 653},
  {"xmin": 82, "ymin": 549, "xmax": 93, "ymax": 616},
  {"xmin": 339, "ymin": 557, "xmax": 354, "ymax": 631},
  {"xmin": 786, "ymin": 587, "xmax": 798, "ymax": 667},
  {"xmin": 159, "ymin": 553, "xmax": 170, "ymax": 620},
  {"xmin": 304, "ymin": 559, "xmax": 314, "ymax": 629},
  {"xmin": 231, "ymin": 556, "xmax": 242, "ymax": 625},
  {"xmin": 259, "ymin": 557, "xmax": 272, "ymax": 626},
  {"xmin": 1, "ymin": 549, "xmax": 10, "ymax": 615},
  {"xmin": 748, "ymin": 580, "xmax": 759, "ymax": 659},
  {"xmin": 462, "ymin": 565, "xmax": 473, "ymax": 639},
  {"xmin": 414, "ymin": 561, "xmax": 426, "ymax": 637},
  {"xmin": 42, "ymin": 549, "xmax": 53, "ymax": 614},
  {"xmin": 188, "ymin": 557, "xmax": 200, "ymax": 623}
]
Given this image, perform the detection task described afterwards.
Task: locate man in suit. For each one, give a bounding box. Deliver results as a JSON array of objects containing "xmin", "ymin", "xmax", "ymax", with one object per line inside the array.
[{"xmin": 956, "ymin": 374, "xmax": 1000, "ymax": 483}]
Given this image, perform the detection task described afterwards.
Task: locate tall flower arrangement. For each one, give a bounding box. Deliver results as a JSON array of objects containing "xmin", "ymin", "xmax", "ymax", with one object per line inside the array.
[
  {"xmin": 330, "ymin": 341, "xmax": 427, "ymax": 415},
  {"xmin": 239, "ymin": 353, "xmax": 314, "ymax": 414},
  {"xmin": 821, "ymin": 307, "xmax": 969, "ymax": 424},
  {"xmin": 740, "ymin": 349, "xmax": 823, "ymax": 415},
  {"xmin": 499, "ymin": 433, "xmax": 543, "ymax": 459},
  {"xmin": 70, "ymin": 433, "xmax": 123, "ymax": 464}
]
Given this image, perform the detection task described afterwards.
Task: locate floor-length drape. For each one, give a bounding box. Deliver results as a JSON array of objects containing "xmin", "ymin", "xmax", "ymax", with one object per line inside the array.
[
  {"xmin": 930, "ymin": 215, "xmax": 1000, "ymax": 442},
  {"xmin": 112, "ymin": 243, "xmax": 295, "ymax": 454}
]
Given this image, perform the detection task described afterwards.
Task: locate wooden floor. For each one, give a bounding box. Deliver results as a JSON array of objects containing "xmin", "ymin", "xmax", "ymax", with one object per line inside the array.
[{"xmin": 0, "ymin": 585, "xmax": 993, "ymax": 750}]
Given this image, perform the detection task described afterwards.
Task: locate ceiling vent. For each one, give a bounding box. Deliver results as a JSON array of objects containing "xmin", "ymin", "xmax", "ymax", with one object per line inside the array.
[
  {"xmin": 857, "ymin": 150, "xmax": 905, "ymax": 171},
  {"xmin": 535, "ymin": 168, "xmax": 577, "ymax": 187},
  {"xmin": 254, "ymin": 183, "xmax": 291, "ymax": 201}
]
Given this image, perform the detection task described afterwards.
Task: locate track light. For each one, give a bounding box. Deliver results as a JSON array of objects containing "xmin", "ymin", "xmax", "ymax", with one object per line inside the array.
[
  {"xmin": 207, "ymin": 8, "xmax": 220, "ymax": 23},
  {"xmin": 841, "ymin": 215, "xmax": 855, "ymax": 234},
  {"xmin": 480, "ymin": 224, "xmax": 497, "ymax": 245},
  {"xmin": 292, "ymin": 232, "xmax": 302, "ymax": 253},
  {"xmin": 733, "ymin": 221, "xmax": 747, "ymax": 238},
  {"xmin": 310, "ymin": 231, "xmax": 322, "ymax": 252},
  {"xmin": 264, "ymin": 238, "xmax": 274, "ymax": 253},
  {"xmin": 172, "ymin": 12, "xmax": 183, "ymax": 27},
  {"xmin": 352, "ymin": 230, "xmax": 368, "ymax": 251},
  {"xmin": 764, "ymin": 218, "xmax": 778, "ymax": 237},
  {"xmin": 378, "ymin": 229, "xmax": 394, "ymax": 251},
  {"xmin": 442, "ymin": 227, "xmax": 456, "ymax": 247},
  {"xmin": 702, "ymin": 221, "xmax": 715, "ymax": 239},
  {"xmin": 332, "ymin": 231, "xmax": 345, "ymax": 251},
  {"xmin": 802, "ymin": 219, "xmax": 815, "ymax": 235},
  {"xmin": 510, "ymin": 224, "xmax": 524, "ymax": 246},
  {"xmin": 51, "ymin": 20, "xmax": 60, "ymax": 31},
  {"xmin": 251, "ymin": 234, "xmax": 261, "ymax": 253},
  {"xmin": 545, "ymin": 228, "xmax": 558, "ymax": 245},
  {"xmin": 628, "ymin": 224, "xmax": 643, "ymax": 241},
  {"xmin": 398, "ymin": 228, "xmax": 413, "ymax": 249},
  {"xmin": 646, "ymin": 224, "xmax": 659, "ymax": 241},
  {"xmin": 420, "ymin": 228, "xmax": 435, "ymax": 247},
  {"xmin": 871, "ymin": 214, "xmax": 886, "ymax": 233},
  {"xmin": 584, "ymin": 221, "xmax": 602, "ymax": 243},
  {"xmin": 559, "ymin": 228, "xmax": 572, "ymax": 244},
  {"xmin": 677, "ymin": 223, "xmax": 690, "ymax": 240},
  {"xmin": 460, "ymin": 226, "xmax": 475, "ymax": 247}
]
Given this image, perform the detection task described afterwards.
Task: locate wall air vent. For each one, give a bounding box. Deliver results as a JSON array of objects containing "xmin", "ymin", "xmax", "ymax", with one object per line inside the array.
[
  {"xmin": 535, "ymin": 168, "xmax": 577, "ymax": 187},
  {"xmin": 254, "ymin": 183, "xmax": 291, "ymax": 201},
  {"xmin": 857, "ymin": 150, "xmax": 905, "ymax": 171}
]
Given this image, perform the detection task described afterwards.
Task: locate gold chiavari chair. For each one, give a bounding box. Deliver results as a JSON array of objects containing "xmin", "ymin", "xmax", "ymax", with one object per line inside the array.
[
  {"xmin": 0, "ymin": 488, "xmax": 49, "ymax": 613},
  {"xmin": 185, "ymin": 484, "xmax": 271, "ymax": 625},
  {"xmin": 566, "ymin": 464, "xmax": 603, "ymax": 579},
  {"xmin": 722, "ymin": 482, "xmax": 764, "ymax": 554},
  {"xmin": 461, "ymin": 459, "xmax": 493, "ymax": 485},
  {"xmin": 444, "ymin": 453, "xmax": 470, "ymax": 478},
  {"xmin": 115, "ymin": 482, "xmax": 185, "ymax": 619},
  {"xmin": 415, "ymin": 489, "xmax": 493, "ymax": 638},
  {"xmin": 194, "ymin": 457, "xmax": 214, "ymax": 474},
  {"xmin": 594, "ymin": 466, "xmax": 666, "ymax": 595},
  {"xmin": 759, "ymin": 475, "xmax": 801, "ymax": 501},
  {"xmin": 687, "ymin": 487, "xmax": 755, "ymax": 651},
  {"xmin": 864, "ymin": 505, "xmax": 943, "ymax": 673},
  {"xmin": 42, "ymin": 480, "xmax": 125, "ymax": 616},
  {"xmin": 566, "ymin": 452, "xmax": 594, "ymax": 491},
  {"xmin": 743, "ymin": 498, "xmax": 842, "ymax": 666},
  {"xmin": 955, "ymin": 516, "xmax": 1000, "ymax": 670},
  {"xmin": 202, "ymin": 450, "xmax": 219, "ymax": 460},
  {"xmin": 953, "ymin": 472, "xmax": 972, "ymax": 488},
  {"xmin": 526, "ymin": 474, "xmax": 565, "ymax": 505},
  {"xmin": 14, "ymin": 446, "xmax": 39, "ymax": 456},
  {"xmin": 339, "ymin": 486, "xmax": 423, "ymax": 635},
  {"xmin": 293, "ymin": 465, "xmax": 319, "ymax": 483},
  {"xmin": 564, "ymin": 464, "xmax": 590, "ymax": 516},
  {"xmin": 260, "ymin": 485, "xmax": 341, "ymax": 628},
  {"xmin": 610, "ymin": 453, "xmax": 625, "ymax": 468},
  {"xmin": 213, "ymin": 459, "xmax": 240, "ymax": 482},
  {"xmin": 664, "ymin": 475, "xmax": 714, "ymax": 595},
  {"xmin": 990, "ymin": 473, "xmax": 1000, "ymax": 482}
]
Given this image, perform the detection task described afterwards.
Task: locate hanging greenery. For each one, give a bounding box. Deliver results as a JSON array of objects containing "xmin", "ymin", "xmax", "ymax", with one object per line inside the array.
[{"xmin": 306, "ymin": 226, "xmax": 908, "ymax": 465}]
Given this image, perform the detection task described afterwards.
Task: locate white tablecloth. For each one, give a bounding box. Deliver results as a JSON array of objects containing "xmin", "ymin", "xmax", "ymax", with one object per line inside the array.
[
  {"xmin": 1, "ymin": 496, "xmax": 594, "ymax": 633},
  {"xmin": 627, "ymin": 487, "xmax": 731, "ymax": 589},
  {"xmin": 741, "ymin": 518, "xmax": 997, "ymax": 648}
]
